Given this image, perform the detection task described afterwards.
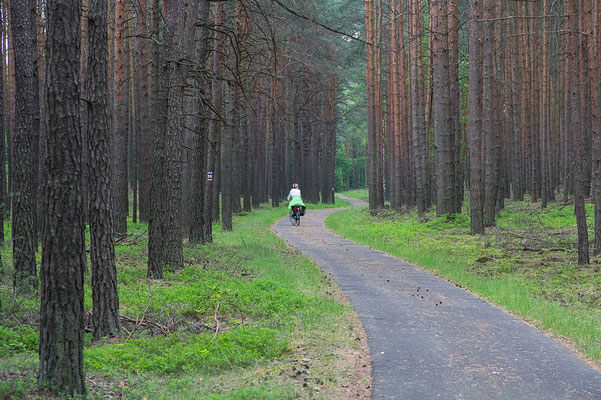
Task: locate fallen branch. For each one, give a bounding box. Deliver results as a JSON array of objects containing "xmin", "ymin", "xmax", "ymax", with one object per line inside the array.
[
  {"xmin": 115, "ymin": 228, "xmax": 148, "ymax": 246},
  {"xmin": 126, "ymin": 280, "xmax": 155, "ymax": 341},
  {"xmin": 522, "ymin": 246, "xmax": 569, "ymax": 253}
]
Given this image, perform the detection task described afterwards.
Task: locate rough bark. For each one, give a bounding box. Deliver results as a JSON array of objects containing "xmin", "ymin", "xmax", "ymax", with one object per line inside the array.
[
  {"xmin": 11, "ymin": 0, "xmax": 39, "ymax": 291},
  {"xmin": 39, "ymin": 0, "xmax": 86, "ymax": 394},
  {"xmin": 203, "ymin": 1, "xmax": 223, "ymax": 242},
  {"xmin": 188, "ymin": 0, "xmax": 210, "ymax": 244},
  {"xmin": 87, "ymin": 0, "xmax": 120, "ymax": 341},
  {"xmin": 482, "ymin": 0, "xmax": 498, "ymax": 227},
  {"xmin": 468, "ymin": 0, "xmax": 484, "ymax": 234},
  {"xmin": 410, "ymin": 0, "xmax": 427, "ymax": 216},
  {"xmin": 113, "ymin": 0, "xmax": 128, "ymax": 235},
  {"xmin": 432, "ymin": 0, "xmax": 454, "ymax": 216},
  {"xmin": 568, "ymin": 0, "xmax": 589, "ymax": 265}
]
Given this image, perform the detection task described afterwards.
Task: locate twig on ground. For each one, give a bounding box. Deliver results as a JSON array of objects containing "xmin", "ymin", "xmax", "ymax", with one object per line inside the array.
[
  {"xmin": 115, "ymin": 228, "xmax": 148, "ymax": 246},
  {"xmin": 212, "ymin": 302, "xmax": 221, "ymax": 342}
]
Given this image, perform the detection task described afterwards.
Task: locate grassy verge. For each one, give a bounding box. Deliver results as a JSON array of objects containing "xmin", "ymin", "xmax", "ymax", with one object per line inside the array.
[
  {"xmin": 0, "ymin": 198, "xmax": 368, "ymax": 399},
  {"xmin": 337, "ymin": 189, "xmax": 368, "ymax": 202},
  {"xmin": 326, "ymin": 195, "xmax": 601, "ymax": 363}
]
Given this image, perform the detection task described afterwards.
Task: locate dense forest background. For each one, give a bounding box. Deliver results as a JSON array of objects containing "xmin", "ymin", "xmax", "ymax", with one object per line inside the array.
[{"xmin": 0, "ymin": 0, "xmax": 600, "ymax": 396}]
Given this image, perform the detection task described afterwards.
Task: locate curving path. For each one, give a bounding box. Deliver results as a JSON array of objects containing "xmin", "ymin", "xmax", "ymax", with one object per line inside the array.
[{"xmin": 274, "ymin": 195, "xmax": 601, "ymax": 399}]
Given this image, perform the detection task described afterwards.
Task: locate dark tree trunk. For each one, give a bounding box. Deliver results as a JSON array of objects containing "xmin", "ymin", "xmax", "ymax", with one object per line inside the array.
[
  {"xmin": 113, "ymin": 0, "xmax": 128, "ymax": 235},
  {"xmin": 410, "ymin": 0, "xmax": 427, "ymax": 216},
  {"xmin": 12, "ymin": 0, "xmax": 39, "ymax": 291},
  {"xmin": 432, "ymin": 0, "xmax": 454, "ymax": 216},
  {"xmin": 188, "ymin": 0, "xmax": 210, "ymax": 244},
  {"xmin": 448, "ymin": 0, "xmax": 462, "ymax": 212},
  {"xmin": 202, "ymin": 2, "xmax": 223, "ymax": 242},
  {"xmin": 568, "ymin": 0, "xmax": 589, "ymax": 264},
  {"xmin": 468, "ymin": 0, "xmax": 484, "ymax": 234},
  {"xmin": 39, "ymin": 0, "xmax": 86, "ymax": 395},
  {"xmin": 147, "ymin": 0, "xmax": 164, "ymax": 279},
  {"xmin": 148, "ymin": 0, "xmax": 186, "ymax": 277},
  {"xmin": 136, "ymin": 0, "xmax": 151, "ymax": 222},
  {"xmin": 483, "ymin": 0, "xmax": 498, "ymax": 227},
  {"xmin": 221, "ymin": 40, "xmax": 236, "ymax": 231},
  {"xmin": 0, "ymin": 3, "xmax": 5, "ymax": 244},
  {"xmin": 87, "ymin": 0, "xmax": 120, "ymax": 340}
]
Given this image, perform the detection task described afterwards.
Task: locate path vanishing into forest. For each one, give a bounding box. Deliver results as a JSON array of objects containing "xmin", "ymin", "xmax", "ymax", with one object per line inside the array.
[{"xmin": 274, "ymin": 195, "xmax": 601, "ymax": 400}]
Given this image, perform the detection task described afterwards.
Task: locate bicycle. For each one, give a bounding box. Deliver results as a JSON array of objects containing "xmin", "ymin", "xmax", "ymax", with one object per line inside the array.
[{"xmin": 289, "ymin": 205, "xmax": 302, "ymax": 226}]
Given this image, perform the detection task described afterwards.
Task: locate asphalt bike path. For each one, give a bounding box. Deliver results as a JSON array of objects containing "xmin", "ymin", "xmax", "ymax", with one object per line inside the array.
[{"xmin": 274, "ymin": 195, "xmax": 601, "ymax": 399}]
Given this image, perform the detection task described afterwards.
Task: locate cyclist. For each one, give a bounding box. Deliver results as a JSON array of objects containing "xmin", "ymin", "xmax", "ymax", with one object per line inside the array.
[{"xmin": 287, "ymin": 183, "xmax": 305, "ymax": 215}]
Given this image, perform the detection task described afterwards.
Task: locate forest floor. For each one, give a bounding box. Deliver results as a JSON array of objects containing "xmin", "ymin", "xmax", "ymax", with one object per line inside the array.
[
  {"xmin": 328, "ymin": 189, "xmax": 601, "ymax": 364},
  {"xmin": 0, "ymin": 197, "xmax": 372, "ymax": 399},
  {"xmin": 276, "ymin": 193, "xmax": 601, "ymax": 398}
]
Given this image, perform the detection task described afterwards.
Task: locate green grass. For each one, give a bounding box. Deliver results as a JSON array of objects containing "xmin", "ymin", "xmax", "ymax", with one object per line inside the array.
[
  {"xmin": 0, "ymin": 197, "xmax": 362, "ymax": 399},
  {"xmin": 338, "ymin": 189, "xmax": 368, "ymax": 202},
  {"xmin": 327, "ymin": 194, "xmax": 601, "ymax": 363}
]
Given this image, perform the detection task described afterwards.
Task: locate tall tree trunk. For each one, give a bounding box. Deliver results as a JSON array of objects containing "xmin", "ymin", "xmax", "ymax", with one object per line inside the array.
[
  {"xmin": 87, "ymin": 0, "xmax": 120, "ymax": 340},
  {"xmin": 0, "ymin": 1, "xmax": 6, "ymax": 244},
  {"xmin": 12, "ymin": 0, "xmax": 39, "ymax": 291},
  {"xmin": 410, "ymin": 0, "xmax": 427, "ymax": 216},
  {"xmin": 482, "ymin": 0, "xmax": 498, "ymax": 227},
  {"xmin": 148, "ymin": 0, "xmax": 185, "ymax": 277},
  {"xmin": 203, "ymin": 2, "xmax": 223, "ymax": 242},
  {"xmin": 113, "ymin": 0, "xmax": 128, "ymax": 235},
  {"xmin": 448, "ymin": 0, "xmax": 462, "ymax": 212},
  {"xmin": 188, "ymin": 0, "xmax": 210, "ymax": 244},
  {"xmin": 366, "ymin": 0, "xmax": 378, "ymax": 211},
  {"xmin": 39, "ymin": 0, "xmax": 86, "ymax": 394},
  {"xmin": 468, "ymin": 0, "xmax": 484, "ymax": 234},
  {"xmin": 432, "ymin": 0, "xmax": 454, "ymax": 216},
  {"xmin": 568, "ymin": 0, "xmax": 589, "ymax": 264},
  {"xmin": 592, "ymin": 0, "xmax": 601, "ymax": 253},
  {"xmin": 221, "ymin": 21, "xmax": 236, "ymax": 231}
]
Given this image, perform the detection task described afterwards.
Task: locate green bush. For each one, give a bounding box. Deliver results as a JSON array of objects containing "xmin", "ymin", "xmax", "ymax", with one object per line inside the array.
[
  {"xmin": 85, "ymin": 326, "xmax": 289, "ymax": 375},
  {"xmin": 0, "ymin": 326, "xmax": 38, "ymax": 357}
]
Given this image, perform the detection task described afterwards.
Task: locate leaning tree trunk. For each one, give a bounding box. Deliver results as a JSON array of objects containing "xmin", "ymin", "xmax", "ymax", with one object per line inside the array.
[
  {"xmin": 12, "ymin": 0, "xmax": 39, "ymax": 292},
  {"xmin": 87, "ymin": 0, "xmax": 120, "ymax": 340},
  {"xmin": 39, "ymin": 0, "xmax": 86, "ymax": 395}
]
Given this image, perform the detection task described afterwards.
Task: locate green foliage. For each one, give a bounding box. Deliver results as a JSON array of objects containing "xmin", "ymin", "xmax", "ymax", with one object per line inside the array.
[
  {"xmin": 0, "ymin": 326, "xmax": 38, "ymax": 357},
  {"xmin": 0, "ymin": 378, "xmax": 30, "ymax": 400},
  {"xmin": 85, "ymin": 327, "xmax": 289, "ymax": 375},
  {"xmin": 1, "ymin": 200, "xmax": 359, "ymax": 398}
]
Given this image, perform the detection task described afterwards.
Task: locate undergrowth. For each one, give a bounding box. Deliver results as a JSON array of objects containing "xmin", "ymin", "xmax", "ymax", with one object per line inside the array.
[{"xmin": 0, "ymin": 198, "xmax": 361, "ymax": 399}]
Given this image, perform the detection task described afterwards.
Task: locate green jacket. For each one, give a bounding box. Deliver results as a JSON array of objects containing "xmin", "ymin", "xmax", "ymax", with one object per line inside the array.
[{"xmin": 288, "ymin": 195, "xmax": 305, "ymax": 210}]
